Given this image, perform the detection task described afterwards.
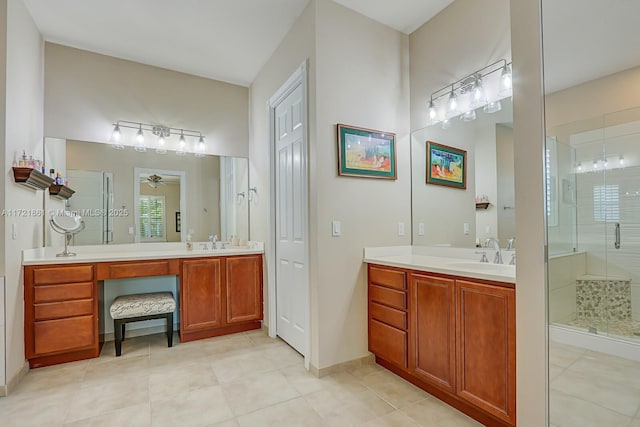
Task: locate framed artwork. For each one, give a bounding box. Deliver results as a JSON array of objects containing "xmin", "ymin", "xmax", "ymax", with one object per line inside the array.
[
  {"xmin": 337, "ymin": 124, "xmax": 396, "ymax": 180},
  {"xmin": 426, "ymin": 141, "xmax": 467, "ymax": 189},
  {"xmin": 175, "ymin": 212, "xmax": 181, "ymax": 232}
]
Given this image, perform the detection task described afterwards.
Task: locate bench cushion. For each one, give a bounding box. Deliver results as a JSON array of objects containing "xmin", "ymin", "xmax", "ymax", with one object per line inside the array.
[{"xmin": 110, "ymin": 292, "xmax": 176, "ymax": 319}]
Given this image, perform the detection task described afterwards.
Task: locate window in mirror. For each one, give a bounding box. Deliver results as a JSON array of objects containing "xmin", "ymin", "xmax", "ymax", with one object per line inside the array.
[{"xmin": 139, "ymin": 195, "xmax": 166, "ymax": 241}]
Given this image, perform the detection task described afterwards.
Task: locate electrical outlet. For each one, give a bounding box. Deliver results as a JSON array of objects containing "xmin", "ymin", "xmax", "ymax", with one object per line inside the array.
[
  {"xmin": 332, "ymin": 220, "xmax": 341, "ymax": 237},
  {"xmin": 485, "ymin": 225, "xmax": 491, "ymax": 234},
  {"xmin": 397, "ymin": 222, "xmax": 405, "ymax": 236},
  {"xmin": 418, "ymin": 223, "xmax": 425, "ymax": 236},
  {"xmin": 128, "ymin": 226, "xmax": 135, "ymax": 235}
]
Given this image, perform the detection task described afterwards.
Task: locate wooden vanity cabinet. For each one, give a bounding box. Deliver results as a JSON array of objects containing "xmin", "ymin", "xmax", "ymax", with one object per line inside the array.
[
  {"xmin": 367, "ymin": 264, "xmax": 515, "ymax": 427},
  {"xmin": 180, "ymin": 254, "xmax": 263, "ymax": 342},
  {"xmin": 24, "ymin": 264, "xmax": 99, "ymax": 368},
  {"xmin": 409, "ymin": 273, "xmax": 456, "ymax": 393},
  {"xmin": 367, "ymin": 265, "xmax": 408, "ymax": 369},
  {"xmin": 456, "ymin": 279, "xmax": 516, "ymax": 425}
]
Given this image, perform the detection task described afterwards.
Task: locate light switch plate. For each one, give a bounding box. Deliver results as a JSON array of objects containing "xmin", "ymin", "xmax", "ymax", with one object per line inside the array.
[
  {"xmin": 332, "ymin": 220, "xmax": 341, "ymax": 237},
  {"xmin": 418, "ymin": 223, "xmax": 425, "ymax": 236},
  {"xmin": 12, "ymin": 223, "xmax": 17, "ymax": 240},
  {"xmin": 397, "ymin": 222, "xmax": 405, "ymax": 236},
  {"xmin": 485, "ymin": 225, "xmax": 491, "ymax": 234},
  {"xmin": 463, "ymin": 223, "xmax": 470, "ymax": 235},
  {"xmin": 128, "ymin": 226, "xmax": 135, "ymax": 235}
]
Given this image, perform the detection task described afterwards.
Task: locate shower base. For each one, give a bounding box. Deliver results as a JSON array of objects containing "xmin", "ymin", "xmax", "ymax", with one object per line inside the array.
[{"xmin": 564, "ymin": 317, "xmax": 640, "ymax": 341}]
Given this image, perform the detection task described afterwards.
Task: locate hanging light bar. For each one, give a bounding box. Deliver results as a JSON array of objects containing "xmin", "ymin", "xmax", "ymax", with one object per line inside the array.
[
  {"xmin": 426, "ymin": 58, "xmax": 512, "ymax": 126},
  {"xmin": 109, "ymin": 120, "xmax": 207, "ymax": 157}
]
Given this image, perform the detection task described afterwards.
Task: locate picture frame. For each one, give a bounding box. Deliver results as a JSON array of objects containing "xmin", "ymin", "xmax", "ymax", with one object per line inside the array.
[
  {"xmin": 175, "ymin": 212, "xmax": 181, "ymax": 232},
  {"xmin": 426, "ymin": 141, "xmax": 467, "ymax": 189},
  {"xmin": 337, "ymin": 124, "xmax": 396, "ymax": 180}
]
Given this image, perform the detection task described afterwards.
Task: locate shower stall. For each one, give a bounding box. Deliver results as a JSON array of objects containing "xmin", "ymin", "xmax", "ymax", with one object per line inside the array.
[{"xmin": 548, "ymin": 107, "xmax": 640, "ymax": 353}]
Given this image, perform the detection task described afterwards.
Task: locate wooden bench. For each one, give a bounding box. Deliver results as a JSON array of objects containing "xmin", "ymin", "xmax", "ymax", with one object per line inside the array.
[{"xmin": 109, "ymin": 292, "xmax": 176, "ymax": 356}]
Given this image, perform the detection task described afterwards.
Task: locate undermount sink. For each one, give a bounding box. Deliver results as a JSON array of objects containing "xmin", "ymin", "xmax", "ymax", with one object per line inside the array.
[{"xmin": 447, "ymin": 261, "xmax": 515, "ymax": 275}]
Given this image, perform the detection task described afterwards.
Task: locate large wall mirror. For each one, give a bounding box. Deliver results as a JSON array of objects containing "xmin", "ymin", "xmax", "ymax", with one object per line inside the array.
[
  {"xmin": 542, "ymin": 1, "xmax": 640, "ymax": 425},
  {"xmin": 411, "ymin": 98, "xmax": 514, "ymax": 248},
  {"xmin": 44, "ymin": 137, "xmax": 249, "ymax": 246}
]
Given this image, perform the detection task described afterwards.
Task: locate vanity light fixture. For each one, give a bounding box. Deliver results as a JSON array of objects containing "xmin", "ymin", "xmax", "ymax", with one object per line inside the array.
[
  {"xmin": 619, "ymin": 155, "xmax": 625, "ymax": 166},
  {"xmin": 110, "ymin": 124, "xmax": 124, "ymax": 149},
  {"xmin": 109, "ymin": 120, "xmax": 206, "ymax": 157},
  {"xmin": 441, "ymin": 118, "xmax": 452, "ymax": 130},
  {"xmin": 461, "ymin": 110, "xmax": 477, "ymax": 122},
  {"xmin": 577, "ymin": 162, "xmax": 582, "ymax": 172},
  {"xmin": 426, "ymin": 59, "xmax": 512, "ymax": 126}
]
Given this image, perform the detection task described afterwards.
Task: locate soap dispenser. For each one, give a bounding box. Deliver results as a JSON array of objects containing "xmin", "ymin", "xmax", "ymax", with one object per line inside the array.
[{"xmin": 186, "ymin": 233, "xmax": 193, "ymax": 251}]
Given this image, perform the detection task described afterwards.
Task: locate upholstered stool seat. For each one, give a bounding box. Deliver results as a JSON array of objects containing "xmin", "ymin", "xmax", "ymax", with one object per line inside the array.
[{"xmin": 109, "ymin": 292, "xmax": 176, "ymax": 356}]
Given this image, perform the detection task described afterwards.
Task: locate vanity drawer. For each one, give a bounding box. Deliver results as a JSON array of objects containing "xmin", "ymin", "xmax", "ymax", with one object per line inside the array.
[
  {"xmin": 369, "ymin": 318, "xmax": 407, "ymax": 368},
  {"xmin": 369, "ymin": 284, "xmax": 406, "ymax": 310},
  {"xmin": 97, "ymin": 259, "xmax": 179, "ymax": 280},
  {"xmin": 34, "ymin": 299, "xmax": 94, "ymax": 321},
  {"xmin": 32, "ymin": 265, "xmax": 94, "ymax": 285},
  {"xmin": 33, "ymin": 315, "xmax": 95, "ymax": 355},
  {"xmin": 369, "ymin": 265, "xmax": 406, "ymax": 290},
  {"xmin": 33, "ymin": 282, "xmax": 93, "ymax": 303},
  {"xmin": 370, "ymin": 302, "xmax": 407, "ymax": 330}
]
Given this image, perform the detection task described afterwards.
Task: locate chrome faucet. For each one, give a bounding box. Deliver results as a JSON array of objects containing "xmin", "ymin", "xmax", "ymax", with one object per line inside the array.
[
  {"xmin": 506, "ymin": 237, "xmax": 516, "ymax": 250},
  {"xmin": 483, "ymin": 238, "xmax": 503, "ymax": 264},
  {"xmin": 209, "ymin": 234, "xmax": 218, "ymax": 249}
]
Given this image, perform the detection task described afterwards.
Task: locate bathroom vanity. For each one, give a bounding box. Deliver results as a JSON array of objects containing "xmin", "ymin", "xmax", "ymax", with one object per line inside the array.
[
  {"xmin": 22, "ymin": 243, "xmax": 264, "ymax": 368},
  {"xmin": 364, "ymin": 247, "xmax": 515, "ymax": 427}
]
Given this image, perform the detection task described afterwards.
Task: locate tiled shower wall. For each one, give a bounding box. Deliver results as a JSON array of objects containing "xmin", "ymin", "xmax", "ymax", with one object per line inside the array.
[{"xmin": 549, "ymin": 252, "xmax": 586, "ymax": 323}]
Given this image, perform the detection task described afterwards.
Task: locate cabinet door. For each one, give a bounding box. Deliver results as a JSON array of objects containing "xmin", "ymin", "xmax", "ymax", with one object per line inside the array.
[
  {"xmin": 409, "ymin": 274, "xmax": 456, "ymax": 392},
  {"xmin": 181, "ymin": 258, "xmax": 223, "ymax": 332},
  {"xmin": 456, "ymin": 280, "xmax": 515, "ymax": 425},
  {"xmin": 226, "ymin": 255, "xmax": 263, "ymax": 324}
]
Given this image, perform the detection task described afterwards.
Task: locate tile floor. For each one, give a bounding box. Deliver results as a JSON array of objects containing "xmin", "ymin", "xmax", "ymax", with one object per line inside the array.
[
  {"xmin": 549, "ymin": 340, "xmax": 640, "ymax": 427},
  {"xmin": 0, "ymin": 330, "xmax": 482, "ymax": 427}
]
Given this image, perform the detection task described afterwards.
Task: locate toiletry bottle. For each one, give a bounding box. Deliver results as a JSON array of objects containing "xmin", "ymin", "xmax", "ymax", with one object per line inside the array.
[
  {"xmin": 55, "ymin": 172, "xmax": 62, "ymax": 185},
  {"xmin": 19, "ymin": 151, "xmax": 28, "ymax": 167},
  {"xmin": 49, "ymin": 169, "xmax": 55, "ymax": 179},
  {"xmin": 186, "ymin": 234, "xmax": 193, "ymax": 251}
]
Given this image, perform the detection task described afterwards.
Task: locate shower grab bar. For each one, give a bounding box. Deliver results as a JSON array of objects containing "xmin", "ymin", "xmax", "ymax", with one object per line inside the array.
[{"xmin": 615, "ymin": 223, "xmax": 620, "ymax": 249}]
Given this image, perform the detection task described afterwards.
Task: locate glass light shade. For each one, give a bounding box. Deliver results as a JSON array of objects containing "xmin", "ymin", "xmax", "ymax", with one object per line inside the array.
[
  {"xmin": 619, "ymin": 156, "xmax": 624, "ymax": 166},
  {"xmin": 110, "ymin": 124, "xmax": 124, "ymax": 149},
  {"xmin": 461, "ymin": 110, "xmax": 477, "ymax": 122},
  {"xmin": 156, "ymin": 135, "xmax": 167, "ymax": 154},
  {"xmin": 428, "ymin": 99, "xmax": 437, "ymax": 120},
  {"xmin": 500, "ymin": 64, "xmax": 512, "ymax": 96},
  {"xmin": 442, "ymin": 119, "xmax": 451, "ymax": 130},
  {"xmin": 483, "ymin": 100, "xmax": 502, "ymax": 114},
  {"xmin": 195, "ymin": 136, "xmax": 206, "ymax": 158},
  {"xmin": 448, "ymin": 90, "xmax": 458, "ymax": 112},
  {"xmin": 134, "ymin": 127, "xmax": 146, "ymax": 152},
  {"xmin": 470, "ymin": 79, "xmax": 486, "ymax": 108}
]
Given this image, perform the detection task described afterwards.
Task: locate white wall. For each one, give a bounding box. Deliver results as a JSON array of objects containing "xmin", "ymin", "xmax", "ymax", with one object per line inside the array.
[
  {"xmin": 249, "ymin": 0, "xmax": 316, "ymax": 357},
  {"xmin": 496, "ymin": 124, "xmax": 515, "ymax": 243},
  {"xmin": 314, "ymin": 0, "xmax": 411, "ymax": 369},
  {"xmin": 3, "ymin": 0, "xmax": 44, "ymax": 388},
  {"xmin": 44, "ymin": 43, "xmax": 249, "ymax": 158}
]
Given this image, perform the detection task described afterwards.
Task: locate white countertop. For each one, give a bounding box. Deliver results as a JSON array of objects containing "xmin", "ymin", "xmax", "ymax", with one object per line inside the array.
[
  {"xmin": 364, "ymin": 246, "xmax": 515, "ymax": 284},
  {"xmin": 23, "ymin": 242, "xmax": 264, "ymax": 265}
]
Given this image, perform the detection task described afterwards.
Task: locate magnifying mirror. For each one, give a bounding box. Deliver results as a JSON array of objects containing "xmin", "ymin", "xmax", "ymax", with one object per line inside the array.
[{"xmin": 50, "ymin": 212, "xmax": 85, "ymax": 257}]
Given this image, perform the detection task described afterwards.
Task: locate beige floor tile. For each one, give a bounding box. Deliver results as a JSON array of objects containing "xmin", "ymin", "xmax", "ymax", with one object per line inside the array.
[
  {"xmin": 211, "ymin": 350, "xmax": 279, "ymax": 383},
  {"xmin": 280, "ymin": 363, "xmax": 326, "ymax": 396},
  {"xmin": 65, "ymin": 377, "xmax": 150, "ymax": 423},
  {"xmin": 210, "ymin": 419, "xmax": 241, "ymax": 427},
  {"xmin": 362, "ymin": 411, "xmax": 421, "ymax": 427},
  {"xmin": 200, "ymin": 334, "xmax": 255, "ymax": 358},
  {"xmin": 82, "ymin": 355, "xmax": 151, "ymax": 387},
  {"xmin": 236, "ymin": 397, "xmax": 325, "ymax": 427},
  {"xmin": 151, "ymin": 384, "xmax": 235, "ymax": 427},
  {"xmin": 345, "ymin": 362, "xmax": 384, "ymax": 380},
  {"xmin": 359, "ymin": 370, "xmax": 428, "ymax": 409},
  {"xmin": 551, "ymin": 364, "xmax": 640, "ymax": 416},
  {"xmin": 62, "ymin": 402, "xmax": 151, "ymax": 427},
  {"xmin": 149, "ymin": 358, "xmax": 220, "ymax": 402},
  {"xmin": 246, "ymin": 332, "xmax": 284, "ymax": 349},
  {"xmin": 401, "ymin": 398, "xmax": 483, "ymax": 427},
  {"xmin": 548, "ymin": 363, "xmax": 565, "ymax": 382},
  {"xmin": 548, "ymin": 342, "xmax": 586, "ymax": 368},
  {"xmin": 549, "ymin": 390, "xmax": 632, "ymax": 427},
  {"xmin": 221, "ymin": 370, "xmax": 300, "ymax": 416},
  {"xmin": 0, "ymin": 389, "xmax": 73, "ymax": 427},
  {"xmin": 11, "ymin": 362, "xmax": 87, "ymax": 397},
  {"xmin": 319, "ymin": 372, "xmax": 370, "ymax": 397},
  {"xmin": 260, "ymin": 343, "xmax": 304, "ymax": 369},
  {"xmin": 629, "ymin": 418, "xmax": 640, "ymax": 427},
  {"xmin": 96, "ymin": 336, "xmax": 150, "ymax": 362}
]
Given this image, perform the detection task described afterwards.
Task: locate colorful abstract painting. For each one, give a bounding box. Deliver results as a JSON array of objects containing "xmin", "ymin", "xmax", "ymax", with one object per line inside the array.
[
  {"xmin": 426, "ymin": 141, "xmax": 466, "ymax": 189},
  {"xmin": 337, "ymin": 124, "xmax": 396, "ymax": 179}
]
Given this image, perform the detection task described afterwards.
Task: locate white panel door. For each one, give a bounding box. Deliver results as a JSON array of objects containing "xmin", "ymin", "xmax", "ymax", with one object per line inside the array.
[{"xmin": 275, "ymin": 82, "xmax": 307, "ymax": 355}]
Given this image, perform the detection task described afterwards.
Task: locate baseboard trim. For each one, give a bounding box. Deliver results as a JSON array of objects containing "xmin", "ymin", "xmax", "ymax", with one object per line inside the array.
[
  {"xmin": 309, "ymin": 353, "xmax": 375, "ymax": 378},
  {"xmin": 0, "ymin": 360, "xmax": 29, "ymax": 397}
]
